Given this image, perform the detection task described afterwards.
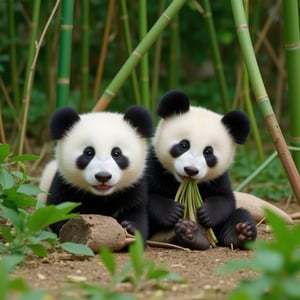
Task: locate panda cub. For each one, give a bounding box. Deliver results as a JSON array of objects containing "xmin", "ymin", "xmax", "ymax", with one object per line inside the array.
[
  {"xmin": 39, "ymin": 106, "xmax": 153, "ymax": 240},
  {"xmin": 147, "ymin": 90, "xmax": 257, "ymax": 250}
]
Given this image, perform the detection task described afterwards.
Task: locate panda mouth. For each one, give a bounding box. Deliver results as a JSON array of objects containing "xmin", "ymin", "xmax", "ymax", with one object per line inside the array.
[{"xmin": 93, "ymin": 184, "xmax": 112, "ymax": 191}]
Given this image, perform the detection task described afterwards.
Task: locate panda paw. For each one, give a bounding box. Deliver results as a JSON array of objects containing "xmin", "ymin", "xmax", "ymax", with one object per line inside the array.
[
  {"xmin": 197, "ymin": 204, "xmax": 218, "ymax": 228},
  {"xmin": 120, "ymin": 220, "xmax": 137, "ymax": 235},
  {"xmin": 224, "ymin": 222, "xmax": 257, "ymax": 249},
  {"xmin": 174, "ymin": 219, "xmax": 210, "ymax": 250},
  {"xmin": 155, "ymin": 202, "xmax": 184, "ymax": 228}
]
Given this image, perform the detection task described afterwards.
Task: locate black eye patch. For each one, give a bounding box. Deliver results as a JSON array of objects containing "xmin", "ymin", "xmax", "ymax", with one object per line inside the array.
[
  {"xmin": 111, "ymin": 147, "xmax": 129, "ymax": 169},
  {"xmin": 76, "ymin": 146, "xmax": 95, "ymax": 169},
  {"xmin": 170, "ymin": 139, "xmax": 190, "ymax": 158},
  {"xmin": 203, "ymin": 146, "xmax": 217, "ymax": 167}
]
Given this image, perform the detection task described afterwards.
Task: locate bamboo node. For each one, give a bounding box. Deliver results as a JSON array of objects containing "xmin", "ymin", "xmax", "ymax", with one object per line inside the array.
[
  {"xmin": 105, "ymin": 89, "xmax": 115, "ymax": 97},
  {"xmin": 162, "ymin": 13, "xmax": 171, "ymax": 20},
  {"xmin": 133, "ymin": 50, "xmax": 142, "ymax": 58},
  {"xmin": 256, "ymin": 95, "xmax": 269, "ymax": 103},
  {"xmin": 61, "ymin": 24, "xmax": 73, "ymax": 30},
  {"xmin": 285, "ymin": 42, "xmax": 300, "ymax": 50},
  {"xmin": 236, "ymin": 24, "xmax": 248, "ymax": 31},
  {"xmin": 290, "ymin": 137, "xmax": 300, "ymax": 143},
  {"xmin": 57, "ymin": 78, "xmax": 70, "ymax": 84}
]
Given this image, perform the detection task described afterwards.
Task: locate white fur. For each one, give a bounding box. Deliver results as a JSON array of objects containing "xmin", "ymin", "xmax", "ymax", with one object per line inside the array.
[
  {"xmin": 37, "ymin": 160, "xmax": 58, "ymax": 203},
  {"xmin": 40, "ymin": 111, "xmax": 147, "ymax": 197},
  {"xmin": 153, "ymin": 106, "xmax": 236, "ymax": 183}
]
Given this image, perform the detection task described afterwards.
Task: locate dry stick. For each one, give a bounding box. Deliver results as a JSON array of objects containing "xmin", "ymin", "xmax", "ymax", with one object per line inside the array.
[
  {"xmin": 93, "ymin": 0, "xmax": 115, "ymax": 101},
  {"xmin": 93, "ymin": 0, "xmax": 187, "ymax": 112},
  {"xmin": 0, "ymin": 107, "xmax": 5, "ymax": 144},
  {"xmin": 254, "ymin": 0, "xmax": 282, "ymax": 54},
  {"xmin": 260, "ymin": 34, "xmax": 286, "ymax": 78},
  {"xmin": 231, "ymin": 0, "xmax": 300, "ymax": 204},
  {"xmin": 19, "ymin": 0, "xmax": 61, "ymax": 155}
]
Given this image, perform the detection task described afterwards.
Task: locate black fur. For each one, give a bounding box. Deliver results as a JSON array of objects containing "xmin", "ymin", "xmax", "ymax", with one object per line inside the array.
[
  {"xmin": 157, "ymin": 90, "xmax": 190, "ymax": 118},
  {"xmin": 221, "ymin": 110, "xmax": 250, "ymax": 144},
  {"xmin": 124, "ymin": 105, "xmax": 153, "ymax": 138},
  {"xmin": 47, "ymin": 172, "xmax": 149, "ymax": 239},
  {"xmin": 49, "ymin": 107, "xmax": 80, "ymax": 139}
]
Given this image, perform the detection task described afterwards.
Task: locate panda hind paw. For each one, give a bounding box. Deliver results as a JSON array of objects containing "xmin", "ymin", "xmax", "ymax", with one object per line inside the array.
[{"xmin": 174, "ymin": 219, "xmax": 210, "ymax": 250}]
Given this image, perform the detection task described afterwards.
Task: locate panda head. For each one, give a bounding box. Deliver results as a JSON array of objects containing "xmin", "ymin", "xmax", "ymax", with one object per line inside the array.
[
  {"xmin": 50, "ymin": 106, "xmax": 153, "ymax": 196},
  {"xmin": 153, "ymin": 90, "xmax": 250, "ymax": 183}
]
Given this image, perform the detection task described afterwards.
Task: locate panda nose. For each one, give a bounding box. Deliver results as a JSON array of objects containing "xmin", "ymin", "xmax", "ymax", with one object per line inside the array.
[
  {"xmin": 184, "ymin": 166, "xmax": 199, "ymax": 176},
  {"xmin": 95, "ymin": 172, "xmax": 112, "ymax": 183}
]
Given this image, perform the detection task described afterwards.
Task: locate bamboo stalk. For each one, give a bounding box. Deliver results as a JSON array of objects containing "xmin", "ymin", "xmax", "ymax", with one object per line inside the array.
[
  {"xmin": 168, "ymin": 14, "xmax": 180, "ymax": 89},
  {"xmin": 242, "ymin": 1, "xmax": 264, "ymax": 161},
  {"xmin": 79, "ymin": 0, "xmax": 89, "ymax": 112},
  {"xmin": 231, "ymin": 0, "xmax": 300, "ymax": 203},
  {"xmin": 151, "ymin": 0, "xmax": 166, "ymax": 113},
  {"xmin": 120, "ymin": 0, "xmax": 141, "ymax": 105},
  {"xmin": 139, "ymin": 0, "xmax": 150, "ymax": 108},
  {"xmin": 18, "ymin": 0, "xmax": 41, "ymax": 155},
  {"xmin": 242, "ymin": 66, "xmax": 264, "ymax": 161},
  {"xmin": 201, "ymin": 0, "xmax": 230, "ymax": 111},
  {"xmin": 93, "ymin": 0, "xmax": 188, "ymax": 112},
  {"xmin": 7, "ymin": 0, "xmax": 20, "ymax": 110},
  {"xmin": 282, "ymin": 0, "xmax": 300, "ymax": 171},
  {"xmin": 56, "ymin": 0, "xmax": 74, "ymax": 108},
  {"xmin": 92, "ymin": 0, "xmax": 115, "ymax": 102}
]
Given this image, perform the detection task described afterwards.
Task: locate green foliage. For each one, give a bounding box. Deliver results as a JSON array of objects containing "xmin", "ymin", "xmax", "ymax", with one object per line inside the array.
[
  {"xmin": 219, "ymin": 209, "xmax": 300, "ymax": 300},
  {"xmin": 231, "ymin": 149, "xmax": 292, "ymax": 201},
  {"xmin": 0, "ymin": 143, "xmax": 93, "ymax": 258},
  {"xmin": 0, "ymin": 254, "xmax": 48, "ymax": 300},
  {"xmin": 100, "ymin": 231, "xmax": 183, "ymax": 291}
]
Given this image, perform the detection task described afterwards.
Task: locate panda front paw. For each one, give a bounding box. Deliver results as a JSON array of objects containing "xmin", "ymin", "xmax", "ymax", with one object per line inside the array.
[
  {"xmin": 197, "ymin": 205, "xmax": 216, "ymax": 228},
  {"xmin": 164, "ymin": 202, "xmax": 184, "ymax": 227},
  {"xmin": 120, "ymin": 220, "xmax": 137, "ymax": 235}
]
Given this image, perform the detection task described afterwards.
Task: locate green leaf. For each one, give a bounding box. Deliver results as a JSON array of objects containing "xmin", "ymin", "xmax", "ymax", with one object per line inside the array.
[
  {"xmin": 3, "ymin": 187, "xmax": 37, "ymax": 208},
  {"xmin": 59, "ymin": 242, "xmax": 95, "ymax": 256},
  {"xmin": 1, "ymin": 205, "xmax": 24, "ymax": 233},
  {"xmin": 0, "ymin": 144, "xmax": 10, "ymax": 163},
  {"xmin": 1, "ymin": 254, "xmax": 25, "ymax": 272},
  {"xmin": 0, "ymin": 225, "xmax": 14, "ymax": 243},
  {"xmin": 0, "ymin": 169, "xmax": 15, "ymax": 190},
  {"xmin": 10, "ymin": 154, "xmax": 39, "ymax": 162},
  {"xmin": 27, "ymin": 244, "xmax": 48, "ymax": 257},
  {"xmin": 100, "ymin": 246, "xmax": 116, "ymax": 276},
  {"xmin": 129, "ymin": 231, "xmax": 144, "ymax": 279},
  {"xmin": 17, "ymin": 184, "xmax": 41, "ymax": 196},
  {"xmin": 7, "ymin": 277, "xmax": 28, "ymax": 292},
  {"xmin": 27, "ymin": 202, "xmax": 80, "ymax": 233}
]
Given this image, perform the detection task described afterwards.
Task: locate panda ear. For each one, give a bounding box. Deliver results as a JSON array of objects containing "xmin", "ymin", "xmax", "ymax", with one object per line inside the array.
[
  {"xmin": 49, "ymin": 107, "xmax": 80, "ymax": 140},
  {"xmin": 221, "ymin": 110, "xmax": 250, "ymax": 144},
  {"xmin": 157, "ymin": 90, "xmax": 190, "ymax": 118},
  {"xmin": 124, "ymin": 105, "xmax": 153, "ymax": 138}
]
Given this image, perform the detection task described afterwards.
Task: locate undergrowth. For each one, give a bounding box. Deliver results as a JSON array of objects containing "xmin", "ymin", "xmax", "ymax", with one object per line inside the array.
[{"xmin": 219, "ymin": 209, "xmax": 300, "ymax": 300}]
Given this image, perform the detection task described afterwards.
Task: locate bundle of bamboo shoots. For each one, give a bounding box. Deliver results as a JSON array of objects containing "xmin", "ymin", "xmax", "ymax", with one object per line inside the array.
[{"xmin": 175, "ymin": 179, "xmax": 218, "ymax": 247}]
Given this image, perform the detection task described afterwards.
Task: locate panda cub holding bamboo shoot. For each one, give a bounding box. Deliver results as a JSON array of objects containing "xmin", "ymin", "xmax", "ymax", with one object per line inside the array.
[
  {"xmin": 39, "ymin": 106, "xmax": 153, "ymax": 240},
  {"xmin": 148, "ymin": 90, "xmax": 257, "ymax": 250}
]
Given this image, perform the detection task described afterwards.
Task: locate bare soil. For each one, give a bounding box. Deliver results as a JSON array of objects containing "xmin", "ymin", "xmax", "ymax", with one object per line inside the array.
[{"xmin": 14, "ymin": 203, "xmax": 297, "ymax": 300}]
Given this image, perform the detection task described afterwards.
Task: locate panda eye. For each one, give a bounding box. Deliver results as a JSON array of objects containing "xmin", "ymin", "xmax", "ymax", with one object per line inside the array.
[
  {"xmin": 203, "ymin": 146, "xmax": 213, "ymax": 157},
  {"xmin": 111, "ymin": 147, "xmax": 122, "ymax": 158},
  {"xmin": 84, "ymin": 146, "xmax": 95, "ymax": 158},
  {"xmin": 179, "ymin": 140, "xmax": 190, "ymax": 150}
]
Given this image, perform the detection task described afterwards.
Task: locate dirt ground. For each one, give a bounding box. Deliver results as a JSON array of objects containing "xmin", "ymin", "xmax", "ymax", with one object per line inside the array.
[{"xmin": 13, "ymin": 201, "xmax": 297, "ymax": 300}]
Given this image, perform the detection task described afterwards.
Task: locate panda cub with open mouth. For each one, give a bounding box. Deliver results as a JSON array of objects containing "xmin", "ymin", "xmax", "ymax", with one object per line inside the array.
[{"xmin": 39, "ymin": 106, "xmax": 153, "ymax": 240}]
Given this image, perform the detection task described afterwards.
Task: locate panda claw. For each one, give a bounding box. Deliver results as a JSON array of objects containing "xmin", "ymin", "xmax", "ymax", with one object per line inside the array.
[{"xmin": 175, "ymin": 219, "xmax": 210, "ymax": 250}]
